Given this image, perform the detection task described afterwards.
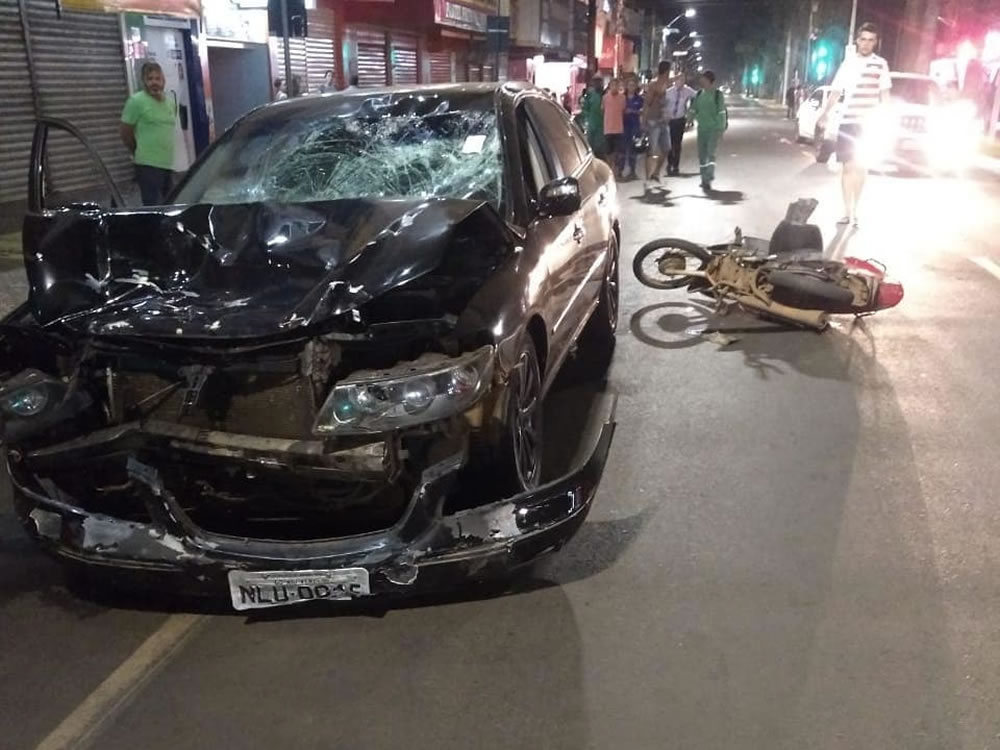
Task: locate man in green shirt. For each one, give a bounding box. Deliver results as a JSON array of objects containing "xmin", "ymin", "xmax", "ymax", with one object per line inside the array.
[
  {"xmin": 120, "ymin": 61, "xmax": 177, "ymax": 205},
  {"xmin": 578, "ymin": 76, "xmax": 606, "ymax": 159},
  {"xmin": 687, "ymin": 70, "xmax": 728, "ymax": 193}
]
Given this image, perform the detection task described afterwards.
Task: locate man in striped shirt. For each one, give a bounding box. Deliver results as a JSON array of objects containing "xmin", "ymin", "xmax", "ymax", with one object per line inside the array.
[{"xmin": 818, "ymin": 22, "xmax": 892, "ymax": 228}]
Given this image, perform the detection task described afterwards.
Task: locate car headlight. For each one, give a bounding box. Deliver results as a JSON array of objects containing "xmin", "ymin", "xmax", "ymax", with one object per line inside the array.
[
  {"xmin": 0, "ymin": 370, "xmax": 57, "ymax": 418},
  {"xmin": 313, "ymin": 345, "xmax": 495, "ymax": 435}
]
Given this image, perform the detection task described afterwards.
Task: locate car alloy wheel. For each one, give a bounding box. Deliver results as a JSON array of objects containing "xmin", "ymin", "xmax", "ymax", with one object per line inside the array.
[
  {"xmin": 510, "ymin": 344, "xmax": 543, "ymax": 491},
  {"xmin": 604, "ymin": 239, "xmax": 620, "ymax": 332}
]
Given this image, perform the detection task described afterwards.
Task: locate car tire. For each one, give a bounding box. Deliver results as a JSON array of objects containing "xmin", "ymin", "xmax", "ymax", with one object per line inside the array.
[
  {"xmin": 495, "ymin": 337, "xmax": 544, "ymax": 495},
  {"xmin": 575, "ymin": 236, "xmax": 619, "ymax": 376},
  {"xmin": 633, "ymin": 238, "xmax": 713, "ymax": 290}
]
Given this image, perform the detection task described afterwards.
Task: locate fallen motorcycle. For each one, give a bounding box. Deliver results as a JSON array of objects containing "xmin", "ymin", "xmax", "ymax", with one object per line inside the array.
[{"xmin": 632, "ymin": 199, "xmax": 904, "ymax": 330}]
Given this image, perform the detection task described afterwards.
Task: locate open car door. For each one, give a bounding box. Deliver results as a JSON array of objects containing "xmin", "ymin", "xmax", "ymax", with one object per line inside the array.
[
  {"xmin": 21, "ymin": 118, "xmax": 128, "ymax": 325},
  {"xmin": 27, "ymin": 117, "xmax": 126, "ymax": 214}
]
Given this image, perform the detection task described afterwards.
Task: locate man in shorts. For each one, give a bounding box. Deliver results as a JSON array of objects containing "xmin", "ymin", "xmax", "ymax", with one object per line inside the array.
[
  {"xmin": 817, "ymin": 22, "xmax": 892, "ymax": 228},
  {"xmin": 642, "ymin": 60, "xmax": 673, "ymax": 191}
]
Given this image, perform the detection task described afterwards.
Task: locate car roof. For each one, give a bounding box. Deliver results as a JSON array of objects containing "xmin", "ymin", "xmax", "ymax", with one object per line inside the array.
[{"xmin": 240, "ymin": 81, "xmax": 537, "ymax": 127}]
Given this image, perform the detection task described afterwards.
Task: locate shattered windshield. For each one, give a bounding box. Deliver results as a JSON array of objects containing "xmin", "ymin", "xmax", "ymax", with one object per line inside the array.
[{"xmin": 174, "ymin": 93, "xmax": 504, "ymax": 208}]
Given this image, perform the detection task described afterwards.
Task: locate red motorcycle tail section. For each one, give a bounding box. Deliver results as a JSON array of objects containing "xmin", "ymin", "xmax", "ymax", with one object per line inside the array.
[
  {"xmin": 844, "ymin": 257, "xmax": 887, "ymax": 278},
  {"xmin": 875, "ymin": 281, "xmax": 904, "ymax": 310}
]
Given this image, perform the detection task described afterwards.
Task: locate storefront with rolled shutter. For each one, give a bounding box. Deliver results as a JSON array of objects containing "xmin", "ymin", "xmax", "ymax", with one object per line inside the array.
[
  {"xmin": 354, "ymin": 27, "xmax": 388, "ymax": 87},
  {"xmin": 0, "ymin": 0, "xmax": 37, "ymax": 221},
  {"xmin": 391, "ymin": 33, "xmax": 419, "ymax": 85},
  {"xmin": 429, "ymin": 0, "xmax": 490, "ymax": 84},
  {"xmin": 428, "ymin": 50, "xmax": 453, "ymax": 83},
  {"xmin": 268, "ymin": 7, "xmax": 338, "ymax": 96},
  {"xmin": 1, "ymin": 0, "xmax": 134, "ymax": 218}
]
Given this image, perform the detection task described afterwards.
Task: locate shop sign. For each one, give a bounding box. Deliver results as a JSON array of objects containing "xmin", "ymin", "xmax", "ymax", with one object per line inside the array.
[
  {"xmin": 434, "ymin": 0, "xmax": 489, "ymax": 34},
  {"xmin": 203, "ymin": 0, "xmax": 268, "ymax": 43},
  {"xmin": 61, "ymin": 0, "xmax": 202, "ymax": 16}
]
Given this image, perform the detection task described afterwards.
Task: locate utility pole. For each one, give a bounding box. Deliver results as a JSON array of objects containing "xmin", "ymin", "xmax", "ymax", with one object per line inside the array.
[
  {"xmin": 495, "ymin": 0, "xmax": 501, "ymax": 82},
  {"xmin": 804, "ymin": 1, "xmax": 817, "ymax": 84},
  {"xmin": 585, "ymin": 0, "xmax": 597, "ymax": 75},
  {"xmin": 280, "ymin": 0, "xmax": 293, "ymax": 97},
  {"xmin": 781, "ymin": 25, "xmax": 792, "ymax": 106}
]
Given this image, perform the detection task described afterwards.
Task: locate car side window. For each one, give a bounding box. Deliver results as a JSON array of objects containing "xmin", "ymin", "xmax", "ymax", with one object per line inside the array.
[
  {"xmin": 569, "ymin": 121, "xmax": 591, "ymax": 163},
  {"xmin": 525, "ymin": 98, "xmax": 583, "ymax": 178},
  {"xmin": 810, "ymin": 90, "xmax": 824, "ymax": 106},
  {"xmin": 517, "ymin": 105, "xmax": 555, "ymax": 201}
]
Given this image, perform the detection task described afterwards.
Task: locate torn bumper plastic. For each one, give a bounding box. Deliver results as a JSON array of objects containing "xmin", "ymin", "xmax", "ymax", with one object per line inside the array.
[{"xmin": 9, "ymin": 393, "xmax": 616, "ymax": 601}]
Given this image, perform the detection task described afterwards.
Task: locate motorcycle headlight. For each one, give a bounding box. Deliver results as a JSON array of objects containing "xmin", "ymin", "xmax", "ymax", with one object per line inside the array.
[{"xmin": 313, "ymin": 345, "xmax": 495, "ymax": 435}]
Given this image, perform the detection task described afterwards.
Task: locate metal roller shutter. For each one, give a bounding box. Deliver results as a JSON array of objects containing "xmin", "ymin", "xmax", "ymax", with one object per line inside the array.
[
  {"xmin": 390, "ymin": 34, "xmax": 417, "ymax": 85},
  {"xmin": 305, "ymin": 37, "xmax": 336, "ymax": 92},
  {"xmin": 305, "ymin": 7, "xmax": 337, "ymax": 90},
  {"xmin": 0, "ymin": 0, "xmax": 36, "ymax": 205},
  {"xmin": 270, "ymin": 36, "xmax": 308, "ymax": 92},
  {"xmin": 355, "ymin": 29, "xmax": 387, "ymax": 87},
  {"xmin": 481, "ymin": 63, "xmax": 494, "ymax": 82},
  {"xmin": 429, "ymin": 51, "xmax": 452, "ymax": 83},
  {"xmin": 2, "ymin": 0, "xmax": 131, "ymax": 204}
]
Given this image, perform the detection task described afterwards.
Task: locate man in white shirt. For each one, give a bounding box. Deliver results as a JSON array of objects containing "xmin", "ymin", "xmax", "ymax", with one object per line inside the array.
[
  {"xmin": 818, "ymin": 22, "xmax": 892, "ymax": 228},
  {"xmin": 663, "ymin": 74, "xmax": 696, "ymax": 176}
]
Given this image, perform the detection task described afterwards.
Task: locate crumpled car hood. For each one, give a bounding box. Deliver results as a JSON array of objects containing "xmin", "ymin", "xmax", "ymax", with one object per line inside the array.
[{"xmin": 23, "ymin": 198, "xmax": 495, "ymax": 338}]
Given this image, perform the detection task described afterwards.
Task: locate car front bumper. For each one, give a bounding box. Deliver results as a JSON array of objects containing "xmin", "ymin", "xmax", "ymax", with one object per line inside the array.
[{"xmin": 9, "ymin": 393, "xmax": 617, "ymax": 603}]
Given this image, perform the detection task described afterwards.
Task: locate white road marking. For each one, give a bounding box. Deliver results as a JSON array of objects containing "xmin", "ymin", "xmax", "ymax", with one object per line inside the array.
[
  {"xmin": 35, "ymin": 614, "xmax": 205, "ymax": 750},
  {"xmin": 970, "ymin": 256, "xmax": 1000, "ymax": 282}
]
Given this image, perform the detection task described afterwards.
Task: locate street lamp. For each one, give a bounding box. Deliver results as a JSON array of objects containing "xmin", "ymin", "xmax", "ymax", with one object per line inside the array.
[{"xmin": 664, "ymin": 8, "xmax": 697, "ymax": 33}]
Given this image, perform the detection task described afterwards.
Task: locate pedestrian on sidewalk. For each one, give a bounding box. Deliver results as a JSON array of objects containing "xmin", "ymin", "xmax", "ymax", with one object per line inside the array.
[
  {"xmin": 641, "ymin": 60, "xmax": 673, "ymax": 190},
  {"xmin": 319, "ymin": 69, "xmax": 335, "ymax": 93},
  {"xmin": 622, "ymin": 77, "xmax": 644, "ymax": 180},
  {"xmin": 786, "ymin": 83, "xmax": 802, "ymax": 119},
  {"xmin": 579, "ymin": 76, "xmax": 606, "ymax": 159},
  {"xmin": 688, "ymin": 70, "xmax": 728, "ymax": 193},
  {"xmin": 274, "ymin": 78, "xmax": 287, "ymax": 101},
  {"xmin": 603, "ymin": 78, "xmax": 627, "ymax": 178},
  {"xmin": 817, "ymin": 22, "xmax": 891, "ymax": 228},
  {"xmin": 120, "ymin": 61, "xmax": 177, "ymax": 206},
  {"xmin": 664, "ymin": 73, "xmax": 696, "ymax": 176}
]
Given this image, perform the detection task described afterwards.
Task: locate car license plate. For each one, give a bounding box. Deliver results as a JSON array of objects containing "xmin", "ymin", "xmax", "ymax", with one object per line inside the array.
[{"xmin": 227, "ymin": 568, "xmax": 370, "ymax": 611}]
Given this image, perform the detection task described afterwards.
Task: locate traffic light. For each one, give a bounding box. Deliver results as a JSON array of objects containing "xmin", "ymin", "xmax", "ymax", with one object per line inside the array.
[
  {"xmin": 811, "ymin": 40, "xmax": 831, "ymax": 80},
  {"xmin": 750, "ymin": 66, "xmax": 760, "ymax": 86}
]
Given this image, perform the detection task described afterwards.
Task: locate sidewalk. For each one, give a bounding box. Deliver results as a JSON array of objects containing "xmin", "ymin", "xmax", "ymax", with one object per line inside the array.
[
  {"xmin": 0, "ymin": 232, "xmax": 27, "ymax": 317},
  {"xmin": 0, "ymin": 231, "xmax": 20, "ymax": 272}
]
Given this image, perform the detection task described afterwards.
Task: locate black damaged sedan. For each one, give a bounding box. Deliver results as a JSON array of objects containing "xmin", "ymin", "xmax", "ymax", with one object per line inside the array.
[{"xmin": 1, "ymin": 82, "xmax": 619, "ymax": 610}]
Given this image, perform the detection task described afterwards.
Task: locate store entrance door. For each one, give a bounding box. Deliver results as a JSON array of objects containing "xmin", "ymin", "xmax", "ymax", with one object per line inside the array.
[{"xmin": 140, "ymin": 23, "xmax": 197, "ymax": 170}]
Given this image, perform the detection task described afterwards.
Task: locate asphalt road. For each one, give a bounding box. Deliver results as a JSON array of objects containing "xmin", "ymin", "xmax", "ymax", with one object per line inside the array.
[{"xmin": 3, "ymin": 99, "xmax": 1000, "ymax": 750}]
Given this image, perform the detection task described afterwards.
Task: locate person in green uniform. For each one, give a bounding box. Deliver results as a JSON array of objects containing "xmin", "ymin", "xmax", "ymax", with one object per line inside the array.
[
  {"xmin": 578, "ymin": 76, "xmax": 606, "ymax": 159},
  {"xmin": 120, "ymin": 61, "xmax": 177, "ymax": 206},
  {"xmin": 687, "ymin": 70, "xmax": 728, "ymax": 193}
]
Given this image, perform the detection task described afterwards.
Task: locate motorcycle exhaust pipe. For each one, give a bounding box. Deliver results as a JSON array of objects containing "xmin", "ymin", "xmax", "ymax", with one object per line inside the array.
[{"xmin": 732, "ymin": 294, "xmax": 828, "ymax": 330}]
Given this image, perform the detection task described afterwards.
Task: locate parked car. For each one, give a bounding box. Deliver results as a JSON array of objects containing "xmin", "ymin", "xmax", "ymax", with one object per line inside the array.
[
  {"xmin": 798, "ymin": 73, "xmax": 979, "ymax": 170},
  {"xmin": 1, "ymin": 83, "xmax": 619, "ymax": 610},
  {"xmin": 795, "ymin": 84, "xmax": 836, "ymax": 145}
]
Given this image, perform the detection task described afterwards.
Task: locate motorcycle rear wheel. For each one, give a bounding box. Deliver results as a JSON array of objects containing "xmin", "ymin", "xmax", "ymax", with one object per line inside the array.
[
  {"xmin": 766, "ymin": 270, "xmax": 855, "ymax": 311},
  {"xmin": 633, "ymin": 239, "xmax": 713, "ymax": 290}
]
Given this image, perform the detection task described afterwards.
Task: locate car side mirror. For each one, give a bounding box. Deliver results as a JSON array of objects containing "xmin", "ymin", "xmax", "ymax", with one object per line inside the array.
[{"xmin": 537, "ymin": 177, "xmax": 581, "ymax": 217}]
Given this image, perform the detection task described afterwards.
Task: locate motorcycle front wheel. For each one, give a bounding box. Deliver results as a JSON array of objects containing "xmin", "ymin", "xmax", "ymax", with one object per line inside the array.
[{"xmin": 633, "ymin": 238, "xmax": 713, "ymax": 290}]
